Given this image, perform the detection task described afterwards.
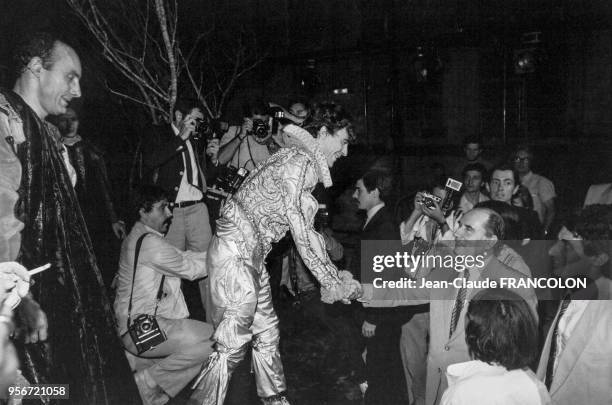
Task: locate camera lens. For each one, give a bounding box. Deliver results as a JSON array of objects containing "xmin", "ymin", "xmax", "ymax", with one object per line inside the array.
[{"xmin": 140, "ymin": 320, "xmax": 152, "ymax": 332}]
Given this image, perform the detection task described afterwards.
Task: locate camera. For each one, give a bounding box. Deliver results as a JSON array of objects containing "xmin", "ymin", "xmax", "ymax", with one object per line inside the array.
[
  {"xmin": 420, "ymin": 192, "xmax": 442, "ymax": 209},
  {"xmin": 206, "ymin": 166, "xmax": 250, "ymax": 204},
  {"xmin": 127, "ymin": 314, "xmax": 167, "ymax": 354},
  {"xmin": 251, "ymin": 119, "xmax": 270, "ymax": 140},
  {"xmin": 314, "ymin": 204, "xmax": 330, "ymax": 232},
  {"xmin": 192, "ymin": 118, "xmax": 229, "ymax": 141}
]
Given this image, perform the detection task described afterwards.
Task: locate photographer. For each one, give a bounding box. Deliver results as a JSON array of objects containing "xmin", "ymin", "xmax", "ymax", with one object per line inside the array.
[
  {"xmin": 400, "ymin": 183, "xmax": 453, "ymax": 245},
  {"xmin": 114, "ymin": 185, "xmax": 214, "ymax": 405},
  {"xmin": 217, "ymin": 98, "xmax": 277, "ymax": 171},
  {"xmin": 143, "ymin": 98, "xmax": 219, "ymax": 317}
]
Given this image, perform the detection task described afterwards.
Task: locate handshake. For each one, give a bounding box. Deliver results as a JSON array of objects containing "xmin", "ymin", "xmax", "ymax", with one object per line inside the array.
[{"xmin": 320, "ymin": 270, "xmax": 363, "ymax": 304}]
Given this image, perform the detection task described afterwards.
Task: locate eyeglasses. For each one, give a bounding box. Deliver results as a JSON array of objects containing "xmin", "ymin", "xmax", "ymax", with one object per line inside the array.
[{"xmin": 513, "ymin": 157, "xmax": 530, "ymax": 163}]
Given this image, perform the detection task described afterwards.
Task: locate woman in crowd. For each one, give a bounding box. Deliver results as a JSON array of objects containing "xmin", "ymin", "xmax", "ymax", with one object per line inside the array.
[{"xmin": 441, "ymin": 288, "xmax": 550, "ymax": 405}]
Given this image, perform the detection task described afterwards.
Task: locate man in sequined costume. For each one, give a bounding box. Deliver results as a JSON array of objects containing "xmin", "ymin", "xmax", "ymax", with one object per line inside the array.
[{"xmin": 189, "ymin": 104, "xmax": 362, "ymax": 405}]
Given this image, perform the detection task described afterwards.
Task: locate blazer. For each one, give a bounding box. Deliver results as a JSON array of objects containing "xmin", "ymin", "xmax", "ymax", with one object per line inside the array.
[
  {"xmin": 143, "ymin": 124, "xmax": 217, "ymax": 202},
  {"xmin": 536, "ymin": 300, "xmax": 612, "ymax": 405},
  {"xmin": 352, "ymin": 206, "xmax": 410, "ymax": 325},
  {"xmin": 349, "ymin": 205, "xmax": 400, "ymax": 281},
  {"xmin": 365, "ymin": 254, "xmax": 538, "ymax": 405},
  {"xmin": 426, "ymin": 257, "xmax": 539, "ymax": 405}
]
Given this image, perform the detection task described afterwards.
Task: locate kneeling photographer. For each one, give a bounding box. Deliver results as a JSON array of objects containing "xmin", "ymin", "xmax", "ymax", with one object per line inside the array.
[{"xmin": 113, "ymin": 185, "xmax": 214, "ymax": 405}]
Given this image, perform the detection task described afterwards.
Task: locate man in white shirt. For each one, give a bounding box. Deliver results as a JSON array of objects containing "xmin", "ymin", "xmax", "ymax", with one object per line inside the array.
[
  {"xmin": 458, "ymin": 163, "xmax": 489, "ymax": 214},
  {"xmin": 143, "ymin": 98, "xmax": 220, "ymax": 318},
  {"xmin": 114, "ymin": 185, "xmax": 214, "ymax": 405}
]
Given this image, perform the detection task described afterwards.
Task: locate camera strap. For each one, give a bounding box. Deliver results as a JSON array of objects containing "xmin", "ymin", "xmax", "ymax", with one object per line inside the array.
[{"xmin": 126, "ymin": 233, "xmax": 166, "ymax": 331}]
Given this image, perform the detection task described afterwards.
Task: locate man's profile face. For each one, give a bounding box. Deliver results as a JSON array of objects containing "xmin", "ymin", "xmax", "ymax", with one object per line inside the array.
[
  {"xmin": 140, "ymin": 199, "xmax": 172, "ymax": 234},
  {"xmin": 453, "ymin": 209, "xmax": 497, "ymax": 256},
  {"xmin": 352, "ymin": 178, "xmax": 377, "ymax": 211},
  {"xmin": 489, "ymin": 169, "xmax": 517, "ymax": 204},
  {"xmin": 38, "ymin": 43, "xmax": 82, "ymax": 116},
  {"xmin": 464, "ymin": 143, "xmax": 481, "ymax": 161},
  {"xmin": 318, "ymin": 127, "xmax": 349, "ymax": 168}
]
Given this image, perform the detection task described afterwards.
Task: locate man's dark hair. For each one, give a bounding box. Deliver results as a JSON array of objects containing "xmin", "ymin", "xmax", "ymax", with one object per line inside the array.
[
  {"xmin": 461, "ymin": 162, "xmax": 488, "ymax": 183},
  {"xmin": 462, "ymin": 135, "xmax": 482, "ymax": 148},
  {"xmin": 12, "ymin": 32, "xmax": 60, "ymax": 76},
  {"xmin": 132, "ymin": 184, "xmax": 169, "ymax": 214},
  {"xmin": 242, "ymin": 98, "xmax": 270, "ymax": 118},
  {"xmin": 303, "ymin": 102, "xmax": 355, "ymax": 141},
  {"xmin": 361, "ymin": 170, "xmax": 393, "ymax": 203},
  {"xmin": 514, "ymin": 144, "xmax": 534, "ymax": 161},
  {"xmin": 466, "ymin": 288, "xmax": 538, "ymax": 370},
  {"xmin": 490, "ymin": 163, "xmax": 520, "ymax": 187},
  {"xmin": 174, "ymin": 98, "xmax": 200, "ymax": 116}
]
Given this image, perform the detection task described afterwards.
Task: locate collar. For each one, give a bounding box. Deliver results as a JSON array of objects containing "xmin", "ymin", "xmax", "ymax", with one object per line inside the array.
[
  {"xmin": 136, "ymin": 221, "xmax": 164, "ymax": 237},
  {"xmin": 446, "ymin": 360, "xmax": 507, "ymax": 386},
  {"xmin": 281, "ymin": 124, "xmax": 333, "ymax": 188},
  {"xmin": 365, "ymin": 202, "xmax": 385, "ymax": 226},
  {"xmin": 171, "ymin": 123, "xmax": 179, "ymax": 136},
  {"xmin": 61, "ymin": 134, "xmax": 82, "ymax": 146}
]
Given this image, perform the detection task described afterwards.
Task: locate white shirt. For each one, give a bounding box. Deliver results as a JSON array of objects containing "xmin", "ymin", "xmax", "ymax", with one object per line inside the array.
[
  {"xmin": 58, "ymin": 143, "xmax": 77, "ymax": 187},
  {"xmin": 521, "ymin": 171, "xmax": 556, "ymax": 223},
  {"xmin": 363, "ymin": 202, "xmax": 385, "ymax": 229},
  {"xmin": 458, "ymin": 192, "xmax": 489, "ymax": 213},
  {"xmin": 171, "ymin": 124, "xmax": 203, "ymax": 203},
  {"xmin": 442, "ymin": 360, "xmax": 550, "ymax": 405},
  {"xmin": 114, "ymin": 222, "xmax": 207, "ymax": 335},
  {"xmin": 554, "ymin": 300, "xmax": 589, "ymax": 372}
]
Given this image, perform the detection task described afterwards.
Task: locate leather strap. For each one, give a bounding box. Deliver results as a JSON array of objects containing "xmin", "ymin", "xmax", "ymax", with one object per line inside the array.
[{"xmin": 126, "ymin": 233, "xmax": 166, "ymax": 330}]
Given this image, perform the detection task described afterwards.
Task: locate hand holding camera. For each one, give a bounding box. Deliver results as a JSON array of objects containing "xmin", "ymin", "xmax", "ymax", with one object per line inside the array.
[
  {"xmin": 419, "ymin": 193, "xmax": 445, "ymax": 224},
  {"xmin": 206, "ymin": 138, "xmax": 220, "ymax": 164},
  {"xmin": 241, "ymin": 118, "xmax": 253, "ymax": 138},
  {"xmin": 178, "ymin": 114, "xmax": 198, "ymax": 141}
]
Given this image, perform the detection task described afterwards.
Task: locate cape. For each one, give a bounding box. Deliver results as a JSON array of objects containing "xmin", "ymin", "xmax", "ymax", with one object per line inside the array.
[{"xmin": 2, "ymin": 89, "xmax": 140, "ymax": 405}]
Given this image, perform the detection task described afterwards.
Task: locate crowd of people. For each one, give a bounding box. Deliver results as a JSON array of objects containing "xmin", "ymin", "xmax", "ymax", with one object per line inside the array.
[{"xmin": 0, "ymin": 31, "xmax": 611, "ymax": 405}]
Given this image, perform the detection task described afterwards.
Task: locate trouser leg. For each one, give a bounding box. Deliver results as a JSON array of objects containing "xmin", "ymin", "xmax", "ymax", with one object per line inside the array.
[
  {"xmin": 251, "ymin": 268, "xmax": 286, "ymax": 398},
  {"xmin": 184, "ymin": 203, "xmax": 213, "ymax": 320},
  {"xmin": 190, "ymin": 237, "xmax": 259, "ymax": 405},
  {"xmin": 122, "ymin": 318, "xmax": 215, "ymax": 397},
  {"xmin": 400, "ymin": 311, "xmax": 429, "ymax": 405},
  {"xmin": 165, "ymin": 206, "xmax": 187, "ymax": 250}
]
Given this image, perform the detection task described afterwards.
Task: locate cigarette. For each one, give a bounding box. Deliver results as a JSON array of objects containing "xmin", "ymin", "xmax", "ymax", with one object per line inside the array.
[{"xmin": 29, "ymin": 263, "xmax": 51, "ymax": 276}]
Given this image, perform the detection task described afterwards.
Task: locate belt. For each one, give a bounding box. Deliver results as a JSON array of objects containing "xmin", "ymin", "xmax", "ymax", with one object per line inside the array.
[{"xmin": 172, "ymin": 199, "xmax": 203, "ymax": 209}]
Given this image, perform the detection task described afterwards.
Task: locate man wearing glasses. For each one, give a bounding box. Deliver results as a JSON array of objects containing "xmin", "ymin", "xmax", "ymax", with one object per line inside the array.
[{"xmin": 513, "ymin": 145, "xmax": 556, "ymax": 234}]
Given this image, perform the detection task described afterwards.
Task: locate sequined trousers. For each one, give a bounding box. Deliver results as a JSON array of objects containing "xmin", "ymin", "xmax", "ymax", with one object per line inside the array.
[{"xmin": 190, "ymin": 223, "xmax": 287, "ymax": 404}]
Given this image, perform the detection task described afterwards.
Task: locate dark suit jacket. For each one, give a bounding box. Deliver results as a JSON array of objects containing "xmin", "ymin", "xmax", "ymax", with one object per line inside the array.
[
  {"xmin": 143, "ymin": 124, "xmax": 217, "ymax": 202},
  {"xmin": 350, "ymin": 205, "xmax": 412, "ymax": 325}
]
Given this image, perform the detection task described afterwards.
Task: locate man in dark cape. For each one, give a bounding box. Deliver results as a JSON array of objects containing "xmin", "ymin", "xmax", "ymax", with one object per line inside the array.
[
  {"xmin": 3, "ymin": 32, "xmax": 140, "ymax": 404},
  {"xmin": 54, "ymin": 107, "xmax": 126, "ymax": 287}
]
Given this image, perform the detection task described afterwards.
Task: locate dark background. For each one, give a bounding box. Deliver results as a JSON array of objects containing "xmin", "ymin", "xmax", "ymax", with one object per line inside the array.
[{"xmin": 2, "ymin": 0, "xmax": 611, "ymax": 215}]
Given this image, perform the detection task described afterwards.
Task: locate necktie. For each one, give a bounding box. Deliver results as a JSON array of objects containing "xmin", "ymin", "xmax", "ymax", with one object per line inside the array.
[
  {"xmin": 182, "ymin": 140, "xmax": 200, "ymax": 189},
  {"xmin": 449, "ymin": 268, "xmax": 470, "ymax": 338},
  {"xmin": 545, "ymin": 293, "xmax": 572, "ymax": 389}
]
